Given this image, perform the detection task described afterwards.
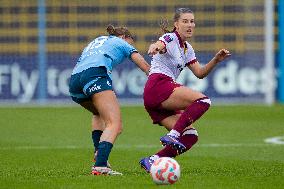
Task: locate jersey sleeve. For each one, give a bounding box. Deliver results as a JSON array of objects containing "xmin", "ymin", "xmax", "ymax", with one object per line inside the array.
[
  {"xmin": 185, "ymin": 43, "xmax": 197, "ymax": 66},
  {"xmin": 158, "ymin": 33, "xmax": 175, "ymax": 55},
  {"xmin": 120, "ymin": 40, "xmax": 138, "ymax": 58}
]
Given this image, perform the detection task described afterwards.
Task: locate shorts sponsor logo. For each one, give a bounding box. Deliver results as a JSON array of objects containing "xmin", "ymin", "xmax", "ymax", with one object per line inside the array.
[
  {"xmin": 89, "ymin": 84, "xmax": 101, "ymax": 93},
  {"xmin": 107, "ymin": 80, "xmax": 111, "ymax": 87}
]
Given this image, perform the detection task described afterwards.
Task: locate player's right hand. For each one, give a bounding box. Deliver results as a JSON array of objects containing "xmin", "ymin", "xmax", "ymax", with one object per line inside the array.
[{"xmin": 148, "ymin": 44, "xmax": 160, "ymax": 56}]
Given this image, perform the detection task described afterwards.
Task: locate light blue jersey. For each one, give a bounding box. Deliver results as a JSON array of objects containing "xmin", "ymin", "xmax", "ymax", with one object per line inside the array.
[{"xmin": 72, "ymin": 35, "xmax": 137, "ymax": 79}]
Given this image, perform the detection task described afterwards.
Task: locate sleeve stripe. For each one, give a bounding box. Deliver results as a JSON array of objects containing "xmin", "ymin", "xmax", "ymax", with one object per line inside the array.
[
  {"xmin": 129, "ymin": 49, "xmax": 138, "ymax": 58},
  {"xmin": 186, "ymin": 58, "xmax": 197, "ymax": 65}
]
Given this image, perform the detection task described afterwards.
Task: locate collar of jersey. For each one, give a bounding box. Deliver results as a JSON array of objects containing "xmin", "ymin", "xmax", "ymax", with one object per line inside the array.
[
  {"xmin": 174, "ymin": 31, "xmax": 185, "ymax": 48},
  {"xmin": 174, "ymin": 31, "xmax": 188, "ymax": 53}
]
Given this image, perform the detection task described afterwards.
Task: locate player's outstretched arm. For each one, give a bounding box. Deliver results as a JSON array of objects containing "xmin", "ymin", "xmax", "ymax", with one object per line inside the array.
[
  {"xmin": 188, "ymin": 49, "xmax": 231, "ymax": 79},
  {"xmin": 131, "ymin": 52, "xmax": 150, "ymax": 75},
  {"xmin": 147, "ymin": 41, "xmax": 166, "ymax": 56}
]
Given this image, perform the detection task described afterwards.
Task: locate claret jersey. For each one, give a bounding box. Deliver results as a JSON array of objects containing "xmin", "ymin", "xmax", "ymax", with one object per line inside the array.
[{"xmin": 149, "ymin": 31, "xmax": 197, "ymax": 81}]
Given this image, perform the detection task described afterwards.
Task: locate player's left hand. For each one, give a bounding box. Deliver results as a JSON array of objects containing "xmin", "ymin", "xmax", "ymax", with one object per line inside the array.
[{"xmin": 214, "ymin": 49, "xmax": 231, "ymax": 62}]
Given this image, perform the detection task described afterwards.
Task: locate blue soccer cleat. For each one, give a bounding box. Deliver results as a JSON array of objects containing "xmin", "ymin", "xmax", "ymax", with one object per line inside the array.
[
  {"xmin": 160, "ymin": 134, "xmax": 186, "ymax": 154},
  {"xmin": 139, "ymin": 155, "xmax": 158, "ymax": 173}
]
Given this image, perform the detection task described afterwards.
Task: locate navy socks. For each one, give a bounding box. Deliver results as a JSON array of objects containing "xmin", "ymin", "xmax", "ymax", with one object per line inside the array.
[
  {"xmin": 94, "ymin": 141, "xmax": 113, "ymax": 167},
  {"xmin": 92, "ymin": 130, "xmax": 103, "ymax": 152}
]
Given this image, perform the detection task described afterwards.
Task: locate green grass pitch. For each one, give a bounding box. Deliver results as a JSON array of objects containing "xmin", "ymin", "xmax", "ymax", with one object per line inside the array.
[{"xmin": 0, "ymin": 105, "xmax": 284, "ymax": 189}]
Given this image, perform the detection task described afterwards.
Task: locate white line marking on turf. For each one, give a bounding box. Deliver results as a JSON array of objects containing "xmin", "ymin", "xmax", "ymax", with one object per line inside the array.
[
  {"xmin": 0, "ymin": 143, "xmax": 281, "ymax": 150},
  {"xmin": 0, "ymin": 145, "xmax": 79, "ymax": 150},
  {"xmin": 264, "ymin": 136, "xmax": 284, "ymax": 145}
]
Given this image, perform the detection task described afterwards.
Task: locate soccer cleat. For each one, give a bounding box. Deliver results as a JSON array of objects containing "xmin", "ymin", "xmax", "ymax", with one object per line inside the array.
[
  {"xmin": 139, "ymin": 155, "xmax": 158, "ymax": 173},
  {"xmin": 160, "ymin": 134, "xmax": 186, "ymax": 154},
  {"xmin": 91, "ymin": 166, "xmax": 123, "ymax": 176}
]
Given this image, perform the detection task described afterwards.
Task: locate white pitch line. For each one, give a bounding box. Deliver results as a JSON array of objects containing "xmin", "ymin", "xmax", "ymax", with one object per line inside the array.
[
  {"xmin": 264, "ymin": 136, "xmax": 284, "ymax": 145},
  {"xmin": 0, "ymin": 145, "xmax": 80, "ymax": 150},
  {"xmin": 0, "ymin": 143, "xmax": 281, "ymax": 150}
]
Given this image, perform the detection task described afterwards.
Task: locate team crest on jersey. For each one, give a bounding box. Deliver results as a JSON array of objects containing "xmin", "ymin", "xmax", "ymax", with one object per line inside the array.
[{"xmin": 163, "ymin": 35, "xmax": 173, "ymax": 43}]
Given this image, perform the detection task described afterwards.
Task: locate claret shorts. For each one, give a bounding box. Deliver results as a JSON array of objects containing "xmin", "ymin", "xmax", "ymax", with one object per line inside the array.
[{"xmin": 143, "ymin": 73, "xmax": 182, "ymax": 124}]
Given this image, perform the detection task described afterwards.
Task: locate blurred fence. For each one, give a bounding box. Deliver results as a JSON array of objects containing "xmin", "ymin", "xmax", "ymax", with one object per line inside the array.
[{"xmin": 0, "ymin": 0, "xmax": 278, "ymax": 104}]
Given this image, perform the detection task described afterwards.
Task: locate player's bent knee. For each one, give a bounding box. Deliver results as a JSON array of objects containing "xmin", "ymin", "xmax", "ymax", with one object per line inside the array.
[
  {"xmin": 198, "ymin": 96, "xmax": 211, "ymax": 106},
  {"xmin": 187, "ymin": 97, "xmax": 211, "ymax": 122},
  {"xmin": 196, "ymin": 96, "xmax": 211, "ymax": 110}
]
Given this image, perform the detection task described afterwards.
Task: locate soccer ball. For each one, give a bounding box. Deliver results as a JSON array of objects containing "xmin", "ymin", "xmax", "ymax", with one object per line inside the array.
[{"xmin": 150, "ymin": 157, "xmax": 180, "ymax": 185}]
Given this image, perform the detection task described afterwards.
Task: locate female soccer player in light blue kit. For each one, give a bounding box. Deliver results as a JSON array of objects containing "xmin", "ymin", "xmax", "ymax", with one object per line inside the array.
[{"xmin": 69, "ymin": 25, "xmax": 150, "ymax": 175}]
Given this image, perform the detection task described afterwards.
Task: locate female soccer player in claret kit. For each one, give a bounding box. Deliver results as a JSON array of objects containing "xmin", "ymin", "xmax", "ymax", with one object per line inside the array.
[
  {"xmin": 69, "ymin": 25, "xmax": 150, "ymax": 175},
  {"xmin": 139, "ymin": 8, "xmax": 231, "ymax": 172}
]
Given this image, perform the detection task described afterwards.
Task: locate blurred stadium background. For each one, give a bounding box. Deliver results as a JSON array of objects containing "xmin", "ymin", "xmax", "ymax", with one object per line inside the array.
[
  {"xmin": 0, "ymin": 0, "xmax": 282, "ymax": 105},
  {"xmin": 1, "ymin": 2, "xmax": 284, "ymax": 188}
]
